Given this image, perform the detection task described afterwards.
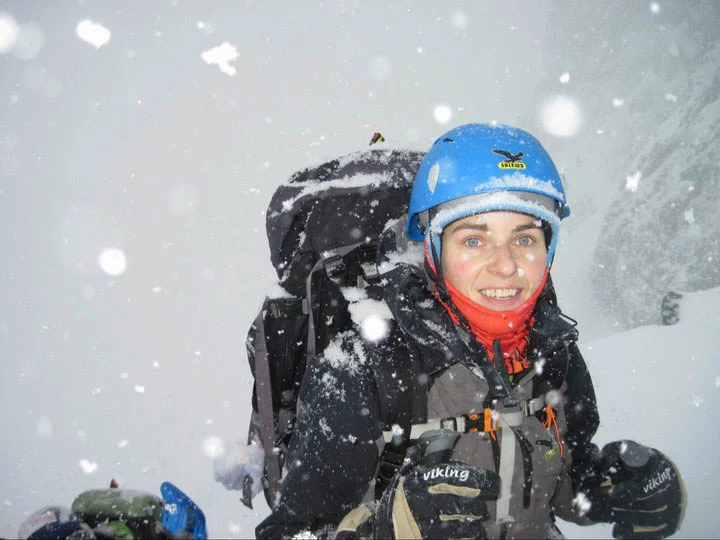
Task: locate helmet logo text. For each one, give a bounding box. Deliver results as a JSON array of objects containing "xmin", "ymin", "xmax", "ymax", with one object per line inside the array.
[{"xmin": 492, "ymin": 149, "xmax": 526, "ymax": 170}]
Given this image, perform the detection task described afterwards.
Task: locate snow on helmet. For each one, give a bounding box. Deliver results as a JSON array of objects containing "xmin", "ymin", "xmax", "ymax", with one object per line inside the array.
[{"xmin": 407, "ymin": 123, "xmax": 569, "ymax": 265}]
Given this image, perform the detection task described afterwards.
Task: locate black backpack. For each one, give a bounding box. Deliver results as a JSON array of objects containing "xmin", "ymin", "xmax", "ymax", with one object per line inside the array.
[{"xmin": 245, "ymin": 147, "xmax": 424, "ymax": 509}]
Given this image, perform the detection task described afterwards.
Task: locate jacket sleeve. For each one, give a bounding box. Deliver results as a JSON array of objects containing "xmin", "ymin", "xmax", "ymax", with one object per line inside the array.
[
  {"xmin": 552, "ymin": 342, "xmax": 601, "ymax": 524},
  {"xmin": 255, "ymin": 333, "xmax": 383, "ymax": 539}
]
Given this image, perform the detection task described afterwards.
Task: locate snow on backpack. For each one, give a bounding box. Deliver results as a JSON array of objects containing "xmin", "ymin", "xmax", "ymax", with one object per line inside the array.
[{"xmin": 244, "ymin": 147, "xmax": 423, "ymax": 510}]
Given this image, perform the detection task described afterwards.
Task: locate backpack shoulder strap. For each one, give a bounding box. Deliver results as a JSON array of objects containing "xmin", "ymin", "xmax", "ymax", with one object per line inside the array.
[
  {"xmin": 304, "ymin": 241, "xmax": 367, "ymax": 362},
  {"xmin": 251, "ymin": 307, "xmax": 284, "ymax": 507},
  {"xmin": 374, "ymin": 337, "xmax": 426, "ymax": 497}
]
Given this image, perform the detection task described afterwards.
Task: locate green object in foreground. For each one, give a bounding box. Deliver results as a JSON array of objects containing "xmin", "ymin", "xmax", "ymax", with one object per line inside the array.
[
  {"xmin": 71, "ymin": 488, "xmax": 163, "ymax": 527},
  {"xmin": 98, "ymin": 520, "xmax": 136, "ymax": 539}
]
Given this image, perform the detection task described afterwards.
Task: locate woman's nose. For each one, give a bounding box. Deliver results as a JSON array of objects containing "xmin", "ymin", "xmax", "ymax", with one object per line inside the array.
[{"xmin": 487, "ymin": 245, "xmax": 517, "ymax": 277}]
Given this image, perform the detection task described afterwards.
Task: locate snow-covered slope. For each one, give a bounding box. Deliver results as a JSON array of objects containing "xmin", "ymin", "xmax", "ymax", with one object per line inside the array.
[{"xmin": 559, "ymin": 286, "xmax": 720, "ymax": 539}]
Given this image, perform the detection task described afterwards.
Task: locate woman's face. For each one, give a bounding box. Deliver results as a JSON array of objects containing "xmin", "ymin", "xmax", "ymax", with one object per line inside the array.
[{"xmin": 440, "ymin": 211, "xmax": 548, "ymax": 311}]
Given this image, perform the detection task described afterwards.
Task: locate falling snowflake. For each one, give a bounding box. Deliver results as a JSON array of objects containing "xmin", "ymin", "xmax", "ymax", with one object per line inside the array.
[
  {"xmin": 0, "ymin": 12, "xmax": 19, "ymax": 54},
  {"xmin": 540, "ymin": 96, "xmax": 582, "ymax": 137},
  {"xmin": 684, "ymin": 208, "xmax": 695, "ymax": 224},
  {"xmin": 79, "ymin": 459, "xmax": 98, "ymax": 474},
  {"xmin": 201, "ymin": 41, "xmax": 238, "ymax": 76},
  {"xmin": 545, "ymin": 389, "xmax": 561, "ymax": 407},
  {"xmin": 433, "ymin": 104, "xmax": 453, "ymax": 124},
  {"xmin": 572, "ymin": 491, "xmax": 592, "ymax": 516},
  {"xmin": 202, "ymin": 436, "xmax": 226, "ymax": 459},
  {"xmin": 76, "ymin": 20, "xmax": 110, "ymax": 49},
  {"xmin": 361, "ymin": 316, "xmax": 389, "ymax": 342},
  {"xmin": 626, "ymin": 171, "xmax": 642, "ymax": 192},
  {"xmin": 98, "ymin": 247, "xmax": 127, "ymax": 276}
]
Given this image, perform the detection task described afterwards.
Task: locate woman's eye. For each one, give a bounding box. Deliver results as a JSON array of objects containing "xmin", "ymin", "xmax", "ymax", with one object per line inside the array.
[
  {"xmin": 465, "ymin": 238, "xmax": 482, "ymax": 248},
  {"xmin": 517, "ymin": 236, "xmax": 534, "ymax": 247}
]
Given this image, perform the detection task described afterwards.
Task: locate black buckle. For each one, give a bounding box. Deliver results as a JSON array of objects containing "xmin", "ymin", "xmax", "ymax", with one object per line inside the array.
[
  {"xmin": 462, "ymin": 413, "xmax": 484, "ymax": 433},
  {"xmin": 377, "ymin": 445, "xmax": 407, "ymax": 491},
  {"xmin": 268, "ymin": 297, "xmax": 305, "ymax": 319},
  {"xmin": 360, "ymin": 261, "xmax": 381, "ymax": 285},
  {"xmin": 273, "ymin": 416, "xmax": 296, "ymax": 448},
  {"xmin": 323, "ymin": 254, "xmax": 347, "ymax": 283}
]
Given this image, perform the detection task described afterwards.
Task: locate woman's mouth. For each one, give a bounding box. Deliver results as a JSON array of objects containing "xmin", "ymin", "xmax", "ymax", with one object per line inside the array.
[{"xmin": 480, "ymin": 288, "xmax": 520, "ymax": 300}]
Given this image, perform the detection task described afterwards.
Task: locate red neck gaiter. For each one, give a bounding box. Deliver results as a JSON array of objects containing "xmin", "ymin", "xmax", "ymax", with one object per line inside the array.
[
  {"xmin": 442, "ymin": 270, "xmax": 548, "ymax": 374},
  {"xmin": 423, "ymin": 241, "xmax": 548, "ymax": 375}
]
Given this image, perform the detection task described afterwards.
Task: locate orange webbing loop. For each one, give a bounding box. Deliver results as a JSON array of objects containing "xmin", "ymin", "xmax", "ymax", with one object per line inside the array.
[
  {"xmin": 543, "ymin": 405, "xmax": 564, "ymax": 458},
  {"xmin": 484, "ymin": 408, "xmax": 497, "ymax": 441}
]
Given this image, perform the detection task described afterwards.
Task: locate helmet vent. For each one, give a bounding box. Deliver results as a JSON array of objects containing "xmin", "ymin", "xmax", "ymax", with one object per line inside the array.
[{"xmin": 442, "ymin": 137, "xmax": 454, "ymax": 142}]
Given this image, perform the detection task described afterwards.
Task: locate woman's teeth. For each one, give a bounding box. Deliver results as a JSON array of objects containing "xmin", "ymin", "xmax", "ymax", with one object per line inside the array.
[{"xmin": 480, "ymin": 288, "xmax": 519, "ymax": 299}]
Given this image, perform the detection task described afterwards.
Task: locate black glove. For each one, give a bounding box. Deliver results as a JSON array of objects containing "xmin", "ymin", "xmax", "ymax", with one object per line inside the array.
[
  {"xmin": 583, "ymin": 440, "xmax": 684, "ymax": 539},
  {"xmin": 376, "ymin": 460, "xmax": 500, "ymax": 539}
]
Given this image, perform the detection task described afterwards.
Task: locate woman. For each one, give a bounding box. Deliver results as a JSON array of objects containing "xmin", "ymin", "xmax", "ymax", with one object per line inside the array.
[{"xmin": 256, "ymin": 123, "xmax": 683, "ymax": 539}]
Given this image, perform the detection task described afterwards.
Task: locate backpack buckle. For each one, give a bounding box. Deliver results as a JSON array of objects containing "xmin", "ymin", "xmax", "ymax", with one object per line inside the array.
[
  {"xmin": 360, "ymin": 262, "xmax": 381, "ymax": 285},
  {"xmin": 323, "ymin": 254, "xmax": 347, "ymax": 283},
  {"xmin": 463, "ymin": 413, "xmax": 484, "ymax": 432},
  {"xmin": 273, "ymin": 416, "xmax": 296, "ymax": 448},
  {"xmin": 268, "ymin": 298, "xmax": 305, "ymax": 319},
  {"xmin": 462, "ymin": 409, "xmax": 499, "ymax": 433}
]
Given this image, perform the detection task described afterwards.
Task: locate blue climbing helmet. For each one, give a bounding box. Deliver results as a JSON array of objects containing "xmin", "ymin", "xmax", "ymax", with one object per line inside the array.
[{"xmin": 407, "ymin": 123, "xmax": 570, "ymax": 265}]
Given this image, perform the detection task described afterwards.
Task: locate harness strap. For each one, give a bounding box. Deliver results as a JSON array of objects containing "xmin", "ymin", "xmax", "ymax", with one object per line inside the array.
[
  {"xmin": 381, "ymin": 396, "xmax": 545, "ymax": 443},
  {"xmin": 304, "ymin": 257, "xmax": 325, "ymax": 363},
  {"xmin": 252, "ymin": 308, "xmax": 283, "ymax": 509},
  {"xmin": 496, "ymin": 420, "xmax": 516, "ymax": 524}
]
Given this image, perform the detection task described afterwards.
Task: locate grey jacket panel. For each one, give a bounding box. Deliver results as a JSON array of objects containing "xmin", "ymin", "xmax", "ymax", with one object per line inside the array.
[{"xmin": 428, "ymin": 362, "xmax": 568, "ymax": 538}]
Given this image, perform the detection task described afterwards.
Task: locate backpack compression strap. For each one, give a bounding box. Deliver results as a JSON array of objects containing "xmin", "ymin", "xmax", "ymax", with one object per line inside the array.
[{"xmin": 252, "ymin": 308, "xmax": 284, "ymax": 508}]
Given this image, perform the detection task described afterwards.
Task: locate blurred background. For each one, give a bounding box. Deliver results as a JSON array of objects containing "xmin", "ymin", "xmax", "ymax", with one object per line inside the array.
[{"xmin": 1, "ymin": 1, "xmax": 718, "ymax": 537}]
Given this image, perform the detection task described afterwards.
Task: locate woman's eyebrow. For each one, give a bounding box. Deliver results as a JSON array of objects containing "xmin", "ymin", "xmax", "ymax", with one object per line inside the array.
[
  {"xmin": 513, "ymin": 223, "xmax": 543, "ymax": 233},
  {"xmin": 449, "ymin": 223, "xmax": 489, "ymax": 233}
]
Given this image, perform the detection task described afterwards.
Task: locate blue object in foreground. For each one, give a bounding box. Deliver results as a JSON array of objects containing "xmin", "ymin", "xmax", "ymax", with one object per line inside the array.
[{"xmin": 160, "ymin": 482, "xmax": 207, "ymax": 539}]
